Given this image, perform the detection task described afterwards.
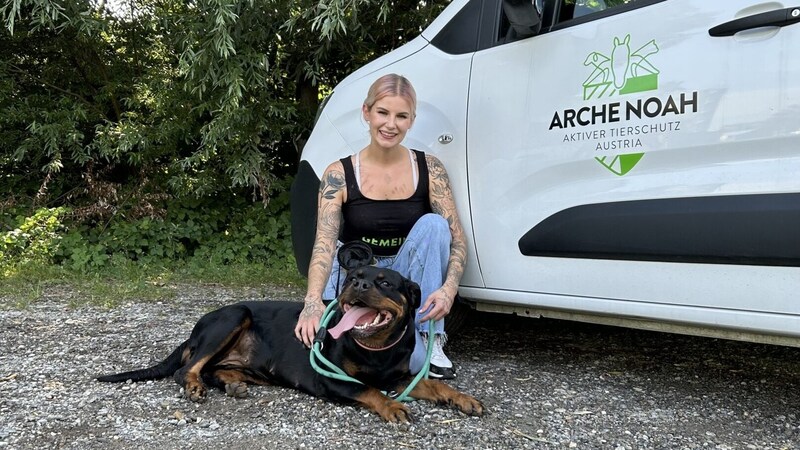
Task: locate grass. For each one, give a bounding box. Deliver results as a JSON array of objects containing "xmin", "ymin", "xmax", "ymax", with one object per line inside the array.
[{"xmin": 0, "ymin": 259, "xmax": 307, "ymax": 309}]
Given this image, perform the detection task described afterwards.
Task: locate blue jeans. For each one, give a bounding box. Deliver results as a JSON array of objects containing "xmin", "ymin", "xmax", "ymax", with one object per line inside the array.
[{"xmin": 323, "ymin": 213, "xmax": 450, "ymax": 373}]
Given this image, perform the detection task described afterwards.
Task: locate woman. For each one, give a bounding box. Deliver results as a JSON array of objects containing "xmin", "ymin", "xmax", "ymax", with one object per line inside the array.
[{"xmin": 294, "ymin": 74, "xmax": 467, "ymax": 379}]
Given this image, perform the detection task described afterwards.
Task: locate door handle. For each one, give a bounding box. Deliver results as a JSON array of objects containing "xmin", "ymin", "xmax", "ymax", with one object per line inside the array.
[{"xmin": 709, "ymin": 6, "xmax": 800, "ymax": 37}]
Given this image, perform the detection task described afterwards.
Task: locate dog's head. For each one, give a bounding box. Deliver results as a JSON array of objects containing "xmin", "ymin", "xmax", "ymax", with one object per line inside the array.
[{"xmin": 334, "ymin": 265, "xmax": 421, "ymax": 348}]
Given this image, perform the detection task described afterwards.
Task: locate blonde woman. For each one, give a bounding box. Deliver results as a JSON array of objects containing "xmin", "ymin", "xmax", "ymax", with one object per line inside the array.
[{"xmin": 295, "ymin": 74, "xmax": 467, "ymax": 379}]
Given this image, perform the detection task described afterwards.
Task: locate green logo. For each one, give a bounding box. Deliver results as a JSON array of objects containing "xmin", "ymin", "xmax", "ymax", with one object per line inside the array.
[
  {"xmin": 583, "ymin": 34, "xmax": 660, "ymax": 100},
  {"xmin": 595, "ymin": 153, "xmax": 645, "ymax": 176},
  {"xmin": 584, "ymin": 35, "xmax": 659, "ymax": 176}
]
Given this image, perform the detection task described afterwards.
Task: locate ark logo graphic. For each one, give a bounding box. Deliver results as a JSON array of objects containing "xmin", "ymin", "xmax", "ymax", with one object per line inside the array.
[
  {"xmin": 582, "ymin": 34, "xmax": 660, "ymax": 176},
  {"xmin": 583, "ymin": 34, "xmax": 660, "ymax": 101}
]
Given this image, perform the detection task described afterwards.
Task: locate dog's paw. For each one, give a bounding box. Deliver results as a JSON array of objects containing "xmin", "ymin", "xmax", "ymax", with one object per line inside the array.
[
  {"xmin": 376, "ymin": 401, "xmax": 413, "ymax": 423},
  {"xmin": 450, "ymin": 394, "xmax": 485, "ymax": 417},
  {"xmin": 184, "ymin": 382, "xmax": 207, "ymax": 403},
  {"xmin": 224, "ymin": 381, "xmax": 248, "ymax": 399}
]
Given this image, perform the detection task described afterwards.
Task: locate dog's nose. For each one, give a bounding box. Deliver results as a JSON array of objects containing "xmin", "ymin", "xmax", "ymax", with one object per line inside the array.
[{"xmin": 351, "ymin": 277, "xmax": 372, "ymax": 292}]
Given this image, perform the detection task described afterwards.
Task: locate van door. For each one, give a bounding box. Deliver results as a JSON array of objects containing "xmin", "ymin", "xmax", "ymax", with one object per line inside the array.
[{"xmin": 466, "ymin": 0, "xmax": 800, "ymax": 322}]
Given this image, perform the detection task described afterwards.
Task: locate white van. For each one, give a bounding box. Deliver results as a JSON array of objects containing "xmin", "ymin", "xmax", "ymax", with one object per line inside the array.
[{"xmin": 291, "ymin": 0, "xmax": 800, "ymax": 345}]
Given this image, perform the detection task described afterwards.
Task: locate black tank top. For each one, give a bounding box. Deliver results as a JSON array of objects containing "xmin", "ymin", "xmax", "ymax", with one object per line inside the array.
[{"xmin": 339, "ymin": 150, "xmax": 432, "ymax": 256}]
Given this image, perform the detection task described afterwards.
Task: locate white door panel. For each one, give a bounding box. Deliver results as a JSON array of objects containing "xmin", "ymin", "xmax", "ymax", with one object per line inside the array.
[{"xmin": 467, "ymin": 1, "xmax": 800, "ymax": 314}]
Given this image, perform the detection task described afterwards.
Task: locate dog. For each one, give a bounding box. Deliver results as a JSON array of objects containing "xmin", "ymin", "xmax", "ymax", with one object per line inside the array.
[{"xmin": 97, "ymin": 264, "xmax": 484, "ymax": 422}]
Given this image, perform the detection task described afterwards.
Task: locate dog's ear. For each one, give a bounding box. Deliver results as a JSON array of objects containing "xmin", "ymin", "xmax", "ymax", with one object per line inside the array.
[
  {"xmin": 337, "ymin": 241, "xmax": 374, "ymax": 271},
  {"xmin": 404, "ymin": 278, "xmax": 421, "ymax": 310}
]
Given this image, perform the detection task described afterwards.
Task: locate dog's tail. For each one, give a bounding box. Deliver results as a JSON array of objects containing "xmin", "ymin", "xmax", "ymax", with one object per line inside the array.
[{"xmin": 96, "ymin": 341, "xmax": 187, "ymax": 383}]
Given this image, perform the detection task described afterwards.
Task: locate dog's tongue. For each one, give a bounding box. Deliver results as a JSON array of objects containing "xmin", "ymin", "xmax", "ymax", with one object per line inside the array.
[{"xmin": 328, "ymin": 306, "xmax": 375, "ymax": 339}]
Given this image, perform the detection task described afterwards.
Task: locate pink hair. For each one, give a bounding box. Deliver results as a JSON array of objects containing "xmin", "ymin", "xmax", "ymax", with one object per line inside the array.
[{"xmin": 363, "ymin": 74, "xmax": 417, "ymax": 116}]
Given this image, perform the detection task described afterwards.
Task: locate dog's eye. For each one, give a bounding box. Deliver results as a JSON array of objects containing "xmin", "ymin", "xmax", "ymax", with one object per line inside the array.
[{"xmin": 379, "ymin": 280, "xmax": 392, "ymax": 287}]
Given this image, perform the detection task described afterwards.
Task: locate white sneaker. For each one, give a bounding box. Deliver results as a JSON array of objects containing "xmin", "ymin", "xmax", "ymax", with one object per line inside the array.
[{"xmin": 421, "ymin": 333, "xmax": 455, "ymax": 379}]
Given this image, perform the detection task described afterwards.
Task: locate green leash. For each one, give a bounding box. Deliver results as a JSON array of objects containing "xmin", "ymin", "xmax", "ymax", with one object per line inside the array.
[{"xmin": 309, "ymin": 299, "xmax": 435, "ymax": 402}]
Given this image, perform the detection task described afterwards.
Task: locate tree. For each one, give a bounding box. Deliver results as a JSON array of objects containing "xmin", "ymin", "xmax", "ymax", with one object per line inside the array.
[{"xmin": 0, "ymin": 0, "xmax": 449, "ymax": 219}]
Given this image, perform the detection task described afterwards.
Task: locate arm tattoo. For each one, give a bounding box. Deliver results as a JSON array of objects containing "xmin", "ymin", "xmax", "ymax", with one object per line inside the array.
[
  {"xmin": 320, "ymin": 169, "xmax": 345, "ymax": 200},
  {"xmin": 306, "ymin": 164, "xmax": 345, "ymax": 301},
  {"xmin": 427, "ymin": 156, "xmax": 451, "ymax": 199},
  {"xmin": 426, "ymin": 155, "xmax": 467, "ymax": 297},
  {"xmin": 300, "ymin": 301, "xmax": 325, "ymax": 317}
]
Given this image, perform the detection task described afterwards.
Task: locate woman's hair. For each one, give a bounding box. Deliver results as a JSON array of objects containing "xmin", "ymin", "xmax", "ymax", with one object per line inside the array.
[{"xmin": 363, "ymin": 74, "xmax": 417, "ymax": 116}]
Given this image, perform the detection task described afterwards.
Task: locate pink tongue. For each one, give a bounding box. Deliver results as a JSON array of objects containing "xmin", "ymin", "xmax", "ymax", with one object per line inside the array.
[{"xmin": 328, "ymin": 306, "xmax": 375, "ymax": 339}]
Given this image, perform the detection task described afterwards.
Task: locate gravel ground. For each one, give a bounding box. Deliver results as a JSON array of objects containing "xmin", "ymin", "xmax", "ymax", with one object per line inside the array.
[{"xmin": 1, "ymin": 284, "xmax": 799, "ymax": 449}]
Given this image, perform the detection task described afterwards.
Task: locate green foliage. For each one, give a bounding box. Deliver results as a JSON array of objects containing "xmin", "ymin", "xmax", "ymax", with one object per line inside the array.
[
  {"xmin": 0, "ymin": 207, "xmax": 67, "ymax": 275},
  {"xmin": 0, "ymin": 0, "xmax": 445, "ymax": 300},
  {"xmin": 1, "ymin": 0, "xmax": 449, "ymax": 210},
  {"xmin": 53, "ymin": 180, "xmax": 295, "ymax": 272},
  {"xmin": 0, "ymin": 177, "xmax": 295, "ymax": 275},
  {"xmin": 1, "ymin": 183, "xmax": 305, "ymax": 307}
]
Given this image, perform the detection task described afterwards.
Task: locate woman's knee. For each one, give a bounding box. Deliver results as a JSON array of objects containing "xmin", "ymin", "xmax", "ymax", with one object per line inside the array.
[
  {"xmin": 401, "ymin": 213, "xmax": 451, "ymax": 258},
  {"xmin": 415, "ymin": 213, "xmax": 450, "ymax": 236}
]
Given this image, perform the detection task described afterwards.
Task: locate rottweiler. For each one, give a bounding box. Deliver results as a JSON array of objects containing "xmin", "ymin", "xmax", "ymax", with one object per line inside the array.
[{"xmin": 97, "ymin": 265, "xmax": 484, "ymax": 422}]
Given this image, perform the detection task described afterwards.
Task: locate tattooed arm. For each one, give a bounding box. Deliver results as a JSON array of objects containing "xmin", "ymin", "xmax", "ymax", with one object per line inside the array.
[
  {"xmin": 419, "ymin": 154, "xmax": 467, "ymax": 322},
  {"xmin": 295, "ymin": 161, "xmax": 346, "ymax": 347}
]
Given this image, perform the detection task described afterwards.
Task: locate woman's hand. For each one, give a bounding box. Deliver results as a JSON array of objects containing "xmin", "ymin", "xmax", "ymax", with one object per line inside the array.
[
  {"xmin": 418, "ymin": 287, "xmax": 454, "ymax": 323},
  {"xmin": 295, "ymin": 299, "xmax": 325, "ymax": 347}
]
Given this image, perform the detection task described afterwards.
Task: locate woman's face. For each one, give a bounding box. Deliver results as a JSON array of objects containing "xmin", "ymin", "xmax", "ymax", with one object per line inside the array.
[{"xmin": 362, "ymin": 95, "xmax": 415, "ymax": 150}]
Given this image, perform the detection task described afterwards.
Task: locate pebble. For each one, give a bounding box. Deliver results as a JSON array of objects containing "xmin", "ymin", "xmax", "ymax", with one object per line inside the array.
[{"xmin": 0, "ymin": 286, "xmax": 798, "ymax": 449}]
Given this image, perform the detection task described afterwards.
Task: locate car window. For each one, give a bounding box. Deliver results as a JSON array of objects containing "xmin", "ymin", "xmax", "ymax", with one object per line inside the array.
[
  {"xmin": 491, "ymin": 0, "xmax": 662, "ymax": 48},
  {"xmin": 561, "ymin": 0, "xmax": 610, "ymax": 21},
  {"xmin": 555, "ymin": 0, "xmax": 649, "ymax": 24},
  {"xmin": 498, "ymin": 0, "xmax": 543, "ymax": 43}
]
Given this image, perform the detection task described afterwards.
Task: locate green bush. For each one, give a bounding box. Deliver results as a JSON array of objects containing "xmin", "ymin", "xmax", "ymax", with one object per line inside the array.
[
  {"xmin": 50, "ymin": 181, "xmax": 296, "ymax": 273},
  {"xmin": 0, "ymin": 178, "xmax": 301, "ymax": 304},
  {"xmin": 1, "ymin": 207, "xmax": 67, "ymax": 274}
]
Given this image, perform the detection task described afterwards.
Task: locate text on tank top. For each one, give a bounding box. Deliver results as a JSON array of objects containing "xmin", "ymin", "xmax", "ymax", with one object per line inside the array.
[{"xmin": 339, "ymin": 149, "xmax": 431, "ymax": 256}]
